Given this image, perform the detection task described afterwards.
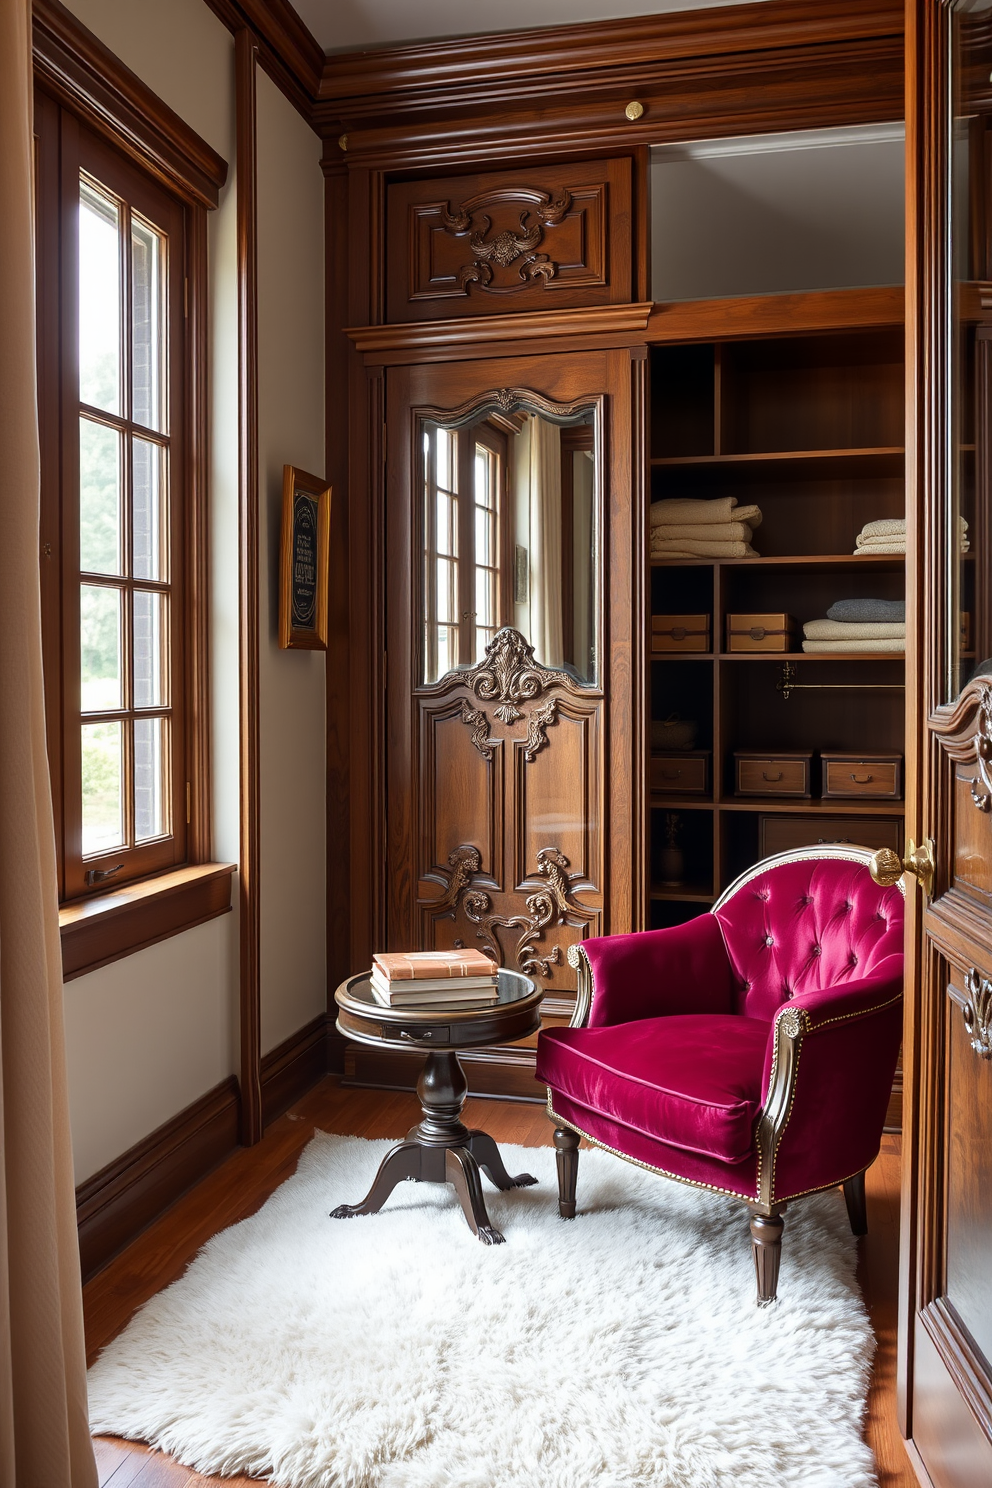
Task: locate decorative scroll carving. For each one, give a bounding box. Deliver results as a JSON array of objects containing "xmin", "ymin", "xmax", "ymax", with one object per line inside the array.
[
  {"xmin": 970, "ymin": 686, "xmax": 992, "ymax": 812},
  {"xmin": 455, "ymin": 627, "xmax": 575, "ymax": 762},
  {"xmin": 432, "ymin": 843, "xmax": 589, "ymax": 981},
  {"xmin": 963, "ymin": 968, "xmax": 992, "ymax": 1059},
  {"xmin": 440, "ymin": 189, "xmax": 573, "ymax": 294}
]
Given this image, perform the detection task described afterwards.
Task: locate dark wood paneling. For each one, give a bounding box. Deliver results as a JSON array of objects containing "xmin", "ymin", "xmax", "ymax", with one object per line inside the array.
[
  {"xmin": 60, "ymin": 864, "xmax": 234, "ymax": 981},
  {"xmin": 260, "ymin": 1013, "xmax": 332, "ymax": 1127},
  {"xmin": 237, "ymin": 28, "xmax": 263, "ymax": 1147},
  {"xmin": 32, "ymin": 0, "xmax": 227, "ymax": 208},
  {"xmin": 386, "ymin": 159, "xmax": 632, "ymax": 322},
  {"xmin": 76, "ymin": 1076, "xmax": 240, "ymax": 1283}
]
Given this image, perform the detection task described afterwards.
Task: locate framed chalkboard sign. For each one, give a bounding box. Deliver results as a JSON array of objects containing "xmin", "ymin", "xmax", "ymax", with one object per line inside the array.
[{"xmin": 278, "ymin": 466, "xmax": 331, "ymax": 650}]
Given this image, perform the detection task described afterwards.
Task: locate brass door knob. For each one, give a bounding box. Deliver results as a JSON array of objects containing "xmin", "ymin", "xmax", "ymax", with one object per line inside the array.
[{"xmin": 870, "ymin": 837, "xmax": 935, "ymax": 898}]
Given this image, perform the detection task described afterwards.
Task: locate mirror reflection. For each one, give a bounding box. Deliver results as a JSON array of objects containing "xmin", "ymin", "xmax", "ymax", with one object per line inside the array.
[
  {"xmin": 948, "ymin": 6, "xmax": 992, "ymax": 701},
  {"xmin": 421, "ymin": 404, "xmax": 599, "ymax": 686}
]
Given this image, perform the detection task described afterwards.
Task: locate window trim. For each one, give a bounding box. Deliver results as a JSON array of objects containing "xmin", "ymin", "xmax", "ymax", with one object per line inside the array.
[{"xmin": 33, "ymin": 4, "xmax": 230, "ymax": 969}]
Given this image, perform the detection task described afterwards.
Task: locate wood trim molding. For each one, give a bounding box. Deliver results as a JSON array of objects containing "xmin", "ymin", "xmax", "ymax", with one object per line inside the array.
[
  {"xmin": 314, "ymin": 0, "xmax": 904, "ymax": 161},
  {"xmin": 260, "ymin": 1013, "xmax": 332, "ymax": 1127},
  {"xmin": 187, "ymin": 203, "xmax": 212, "ymax": 862},
  {"xmin": 75, "ymin": 1075, "xmax": 240, "ymax": 1282},
  {"xmin": 345, "ymin": 303, "xmax": 653, "ymax": 357},
  {"xmin": 203, "ymin": 0, "xmax": 323, "ymax": 124},
  {"xmin": 32, "ymin": 0, "xmax": 227, "ymax": 209},
  {"xmin": 60, "ymin": 863, "xmax": 234, "ymax": 981},
  {"xmin": 237, "ymin": 28, "xmax": 263, "ymax": 1147},
  {"xmin": 646, "ymin": 287, "xmax": 905, "ymax": 343}
]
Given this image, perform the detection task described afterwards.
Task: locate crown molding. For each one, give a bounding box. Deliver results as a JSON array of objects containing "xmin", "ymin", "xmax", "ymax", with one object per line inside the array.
[
  {"xmin": 202, "ymin": 0, "xmax": 323, "ymax": 124},
  {"xmin": 32, "ymin": 0, "xmax": 228, "ymax": 209}
]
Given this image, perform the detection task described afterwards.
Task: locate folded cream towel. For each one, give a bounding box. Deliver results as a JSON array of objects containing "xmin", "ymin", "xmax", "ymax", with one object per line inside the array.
[
  {"xmin": 802, "ymin": 638, "xmax": 905, "ymax": 653},
  {"xmin": 803, "ymin": 619, "xmax": 906, "ymax": 640},
  {"xmin": 651, "ymin": 521, "xmax": 754, "ymax": 543},
  {"xmin": 650, "ymin": 498, "xmax": 762, "ymax": 529},
  {"xmin": 853, "ymin": 541, "xmax": 906, "ymax": 555},
  {"xmin": 858, "ymin": 518, "xmax": 905, "ymax": 540},
  {"xmin": 651, "ymin": 537, "xmax": 758, "ymax": 559}
]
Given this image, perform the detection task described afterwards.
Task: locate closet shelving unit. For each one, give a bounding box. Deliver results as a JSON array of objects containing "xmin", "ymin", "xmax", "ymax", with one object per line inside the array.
[{"xmin": 646, "ymin": 294, "xmax": 906, "ymax": 927}]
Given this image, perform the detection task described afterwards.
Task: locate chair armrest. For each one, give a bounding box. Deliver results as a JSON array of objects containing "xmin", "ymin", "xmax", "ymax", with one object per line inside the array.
[
  {"xmin": 568, "ymin": 914, "xmax": 735, "ymax": 1029},
  {"xmin": 754, "ymin": 956, "xmax": 904, "ymax": 1206}
]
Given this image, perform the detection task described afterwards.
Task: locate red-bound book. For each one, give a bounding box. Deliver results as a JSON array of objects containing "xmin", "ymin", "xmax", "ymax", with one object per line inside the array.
[{"xmin": 372, "ymin": 948, "xmax": 497, "ymax": 981}]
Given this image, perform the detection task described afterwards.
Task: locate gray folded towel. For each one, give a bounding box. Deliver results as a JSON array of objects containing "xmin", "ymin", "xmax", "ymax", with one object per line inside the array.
[
  {"xmin": 827, "ymin": 598, "xmax": 905, "ymax": 623},
  {"xmin": 650, "ymin": 538, "xmax": 759, "ymax": 559},
  {"xmin": 802, "ymin": 638, "xmax": 905, "ymax": 653},
  {"xmin": 651, "ymin": 521, "xmax": 754, "ymax": 542}
]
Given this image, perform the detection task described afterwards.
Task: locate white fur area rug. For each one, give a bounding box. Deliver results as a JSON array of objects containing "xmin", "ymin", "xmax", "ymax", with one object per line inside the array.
[{"xmin": 88, "ymin": 1133, "xmax": 877, "ymax": 1488}]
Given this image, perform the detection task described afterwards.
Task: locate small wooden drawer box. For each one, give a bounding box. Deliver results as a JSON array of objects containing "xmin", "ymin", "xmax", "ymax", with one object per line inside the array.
[
  {"xmin": 726, "ymin": 613, "xmax": 797, "ymax": 653},
  {"xmin": 759, "ymin": 814, "xmax": 903, "ymax": 858},
  {"xmin": 651, "ymin": 614, "xmax": 710, "ymax": 653},
  {"xmin": 650, "ymin": 751, "xmax": 710, "ymax": 795},
  {"xmin": 735, "ymin": 751, "xmax": 813, "ymax": 798},
  {"xmin": 821, "ymin": 753, "xmax": 903, "ymax": 800}
]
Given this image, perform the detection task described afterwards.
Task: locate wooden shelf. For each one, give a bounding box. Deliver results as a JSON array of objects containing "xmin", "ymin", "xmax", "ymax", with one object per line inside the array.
[
  {"xmin": 716, "ymin": 798, "xmax": 904, "ymax": 816},
  {"xmin": 649, "ymin": 797, "xmax": 714, "ymax": 810},
  {"xmin": 717, "ymin": 650, "xmax": 905, "ymax": 662},
  {"xmin": 651, "ymin": 553, "xmax": 905, "ymax": 570},
  {"xmin": 651, "ymin": 447, "xmax": 904, "ymax": 480},
  {"xmin": 650, "ymin": 886, "xmax": 714, "ymax": 903}
]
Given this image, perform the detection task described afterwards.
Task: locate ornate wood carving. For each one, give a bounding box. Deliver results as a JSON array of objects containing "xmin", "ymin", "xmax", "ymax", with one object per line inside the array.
[
  {"xmin": 387, "ymin": 161, "xmax": 629, "ymax": 322},
  {"xmin": 435, "ymin": 842, "xmax": 591, "ymax": 979},
  {"xmin": 969, "ymin": 687, "xmax": 992, "ymax": 812},
  {"xmin": 963, "ymin": 969, "xmax": 992, "ymax": 1060}
]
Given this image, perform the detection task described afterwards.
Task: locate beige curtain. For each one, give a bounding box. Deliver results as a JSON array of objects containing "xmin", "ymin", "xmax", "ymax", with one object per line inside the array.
[
  {"xmin": 528, "ymin": 416, "xmax": 563, "ymax": 668},
  {"xmin": 0, "ymin": 1, "xmax": 98, "ymax": 1482}
]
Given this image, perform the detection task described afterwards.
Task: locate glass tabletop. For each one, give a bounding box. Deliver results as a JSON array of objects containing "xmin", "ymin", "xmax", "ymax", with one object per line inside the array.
[{"xmin": 344, "ymin": 966, "xmax": 536, "ymax": 1013}]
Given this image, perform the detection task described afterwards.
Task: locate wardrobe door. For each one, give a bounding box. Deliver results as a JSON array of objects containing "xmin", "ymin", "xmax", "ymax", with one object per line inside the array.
[
  {"xmin": 383, "ymin": 350, "xmax": 638, "ymax": 1029},
  {"xmin": 905, "ymin": 5, "xmax": 992, "ymax": 1482}
]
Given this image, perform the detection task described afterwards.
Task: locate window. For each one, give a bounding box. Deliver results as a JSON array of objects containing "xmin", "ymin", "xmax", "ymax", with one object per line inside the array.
[
  {"xmin": 423, "ymin": 420, "xmax": 509, "ymax": 681},
  {"xmin": 36, "ymin": 99, "xmax": 192, "ymax": 902}
]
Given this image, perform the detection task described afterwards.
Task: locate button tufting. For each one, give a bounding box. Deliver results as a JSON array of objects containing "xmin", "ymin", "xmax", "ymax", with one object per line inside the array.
[
  {"xmin": 802, "ymin": 895, "xmax": 813, "ymax": 906},
  {"xmin": 850, "ymin": 954, "xmax": 858, "ymax": 965},
  {"xmin": 764, "ymin": 935, "xmax": 774, "ymax": 946},
  {"xmin": 844, "ymin": 901, "xmax": 853, "ymax": 912},
  {"xmin": 812, "ymin": 944, "xmax": 821, "ymax": 956}
]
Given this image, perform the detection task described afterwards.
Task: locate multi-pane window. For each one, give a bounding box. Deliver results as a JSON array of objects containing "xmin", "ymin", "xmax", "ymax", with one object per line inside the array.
[
  {"xmin": 36, "ymin": 103, "xmax": 189, "ymax": 901},
  {"xmin": 423, "ymin": 421, "xmax": 508, "ymax": 682}
]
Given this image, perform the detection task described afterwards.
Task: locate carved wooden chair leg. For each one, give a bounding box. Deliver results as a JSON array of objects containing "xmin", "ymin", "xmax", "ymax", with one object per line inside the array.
[
  {"xmin": 843, "ymin": 1170, "xmax": 869, "ymax": 1236},
  {"xmin": 748, "ymin": 1206, "xmax": 786, "ymax": 1306},
  {"xmin": 554, "ymin": 1126, "xmax": 581, "ymax": 1218}
]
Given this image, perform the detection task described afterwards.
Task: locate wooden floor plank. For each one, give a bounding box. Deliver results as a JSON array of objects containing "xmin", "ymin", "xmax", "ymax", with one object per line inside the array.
[{"xmin": 88, "ymin": 1076, "xmax": 915, "ymax": 1487}]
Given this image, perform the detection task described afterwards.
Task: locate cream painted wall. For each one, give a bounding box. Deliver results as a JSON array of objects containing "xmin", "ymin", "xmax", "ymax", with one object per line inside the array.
[
  {"xmin": 256, "ymin": 70, "xmax": 327, "ymax": 1055},
  {"xmin": 57, "ymin": 0, "xmax": 245, "ymax": 1185}
]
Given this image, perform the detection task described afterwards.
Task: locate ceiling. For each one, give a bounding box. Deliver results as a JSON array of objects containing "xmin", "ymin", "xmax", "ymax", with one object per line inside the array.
[{"xmin": 292, "ymin": 0, "xmax": 769, "ymax": 54}]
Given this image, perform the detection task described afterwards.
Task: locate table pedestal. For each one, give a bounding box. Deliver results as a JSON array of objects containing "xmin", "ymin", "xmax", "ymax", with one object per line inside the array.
[{"xmin": 330, "ymin": 1049, "xmax": 537, "ymax": 1244}]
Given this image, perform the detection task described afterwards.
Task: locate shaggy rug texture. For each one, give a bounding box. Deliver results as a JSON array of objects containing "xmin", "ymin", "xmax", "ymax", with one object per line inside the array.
[{"xmin": 88, "ymin": 1133, "xmax": 878, "ymax": 1488}]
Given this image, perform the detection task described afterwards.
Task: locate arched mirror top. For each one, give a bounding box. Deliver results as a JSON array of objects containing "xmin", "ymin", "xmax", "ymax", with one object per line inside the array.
[{"xmin": 416, "ymin": 388, "xmax": 603, "ymax": 690}]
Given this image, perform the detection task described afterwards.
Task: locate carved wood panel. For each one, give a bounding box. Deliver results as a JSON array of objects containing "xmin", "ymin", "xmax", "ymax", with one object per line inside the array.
[
  {"xmin": 386, "ymin": 158, "xmax": 632, "ymax": 322},
  {"xmin": 415, "ymin": 629, "xmax": 603, "ymax": 992}
]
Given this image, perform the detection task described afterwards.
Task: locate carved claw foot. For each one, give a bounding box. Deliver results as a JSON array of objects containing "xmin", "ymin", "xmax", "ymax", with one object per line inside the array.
[
  {"xmin": 476, "ymin": 1225, "xmax": 507, "ymax": 1246},
  {"xmin": 329, "ymin": 1202, "xmax": 364, "ymax": 1219}
]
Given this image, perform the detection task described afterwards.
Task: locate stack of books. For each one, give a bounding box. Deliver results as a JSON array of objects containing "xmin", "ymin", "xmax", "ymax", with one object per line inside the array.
[{"xmin": 370, "ymin": 949, "xmax": 499, "ymax": 1008}]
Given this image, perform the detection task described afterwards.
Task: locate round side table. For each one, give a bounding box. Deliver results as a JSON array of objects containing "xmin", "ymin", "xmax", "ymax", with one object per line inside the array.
[{"xmin": 331, "ymin": 968, "xmax": 542, "ymax": 1244}]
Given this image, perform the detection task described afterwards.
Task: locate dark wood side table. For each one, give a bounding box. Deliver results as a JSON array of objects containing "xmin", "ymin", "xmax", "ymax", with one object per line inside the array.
[{"xmin": 331, "ymin": 969, "xmax": 543, "ymax": 1244}]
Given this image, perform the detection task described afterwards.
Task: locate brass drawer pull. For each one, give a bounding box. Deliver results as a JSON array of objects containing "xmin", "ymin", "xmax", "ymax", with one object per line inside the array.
[
  {"xmin": 850, "ymin": 773, "xmax": 873, "ymax": 783},
  {"xmin": 399, "ymin": 1029, "xmax": 431, "ymax": 1041},
  {"xmin": 762, "ymin": 771, "xmax": 783, "ymax": 782}
]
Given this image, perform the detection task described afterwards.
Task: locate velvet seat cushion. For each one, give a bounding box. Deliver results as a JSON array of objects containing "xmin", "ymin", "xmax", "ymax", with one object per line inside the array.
[{"xmin": 536, "ymin": 1014, "xmax": 771, "ymax": 1164}]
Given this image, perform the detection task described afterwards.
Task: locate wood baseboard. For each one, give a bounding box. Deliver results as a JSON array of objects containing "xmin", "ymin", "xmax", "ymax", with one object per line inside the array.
[
  {"xmin": 342, "ymin": 1042, "xmax": 546, "ymax": 1103},
  {"xmin": 260, "ymin": 1011, "xmax": 333, "ymax": 1126},
  {"xmin": 76, "ymin": 1075, "xmax": 240, "ymax": 1283},
  {"xmin": 76, "ymin": 1012, "xmax": 337, "ymax": 1282}
]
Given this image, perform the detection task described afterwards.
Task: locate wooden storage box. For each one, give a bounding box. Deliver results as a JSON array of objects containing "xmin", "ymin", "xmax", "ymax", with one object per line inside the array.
[
  {"xmin": 735, "ymin": 751, "xmax": 813, "ymax": 798},
  {"xmin": 650, "ymin": 751, "xmax": 710, "ymax": 795},
  {"xmin": 759, "ymin": 814, "xmax": 903, "ymax": 858},
  {"xmin": 726, "ymin": 613, "xmax": 797, "ymax": 652},
  {"xmin": 651, "ymin": 614, "xmax": 710, "ymax": 653},
  {"xmin": 821, "ymin": 753, "xmax": 903, "ymax": 800}
]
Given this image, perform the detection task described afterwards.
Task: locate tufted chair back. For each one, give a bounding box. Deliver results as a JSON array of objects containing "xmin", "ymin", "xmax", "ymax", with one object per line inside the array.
[{"xmin": 711, "ymin": 849, "xmax": 905, "ymax": 1022}]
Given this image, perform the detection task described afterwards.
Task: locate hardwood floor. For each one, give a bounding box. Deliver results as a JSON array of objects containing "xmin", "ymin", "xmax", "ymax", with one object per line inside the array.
[{"xmin": 87, "ymin": 1079, "xmax": 917, "ymax": 1487}]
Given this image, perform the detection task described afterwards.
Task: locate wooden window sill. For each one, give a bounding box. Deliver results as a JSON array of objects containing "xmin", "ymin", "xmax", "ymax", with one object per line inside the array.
[{"xmin": 60, "ymin": 863, "xmax": 235, "ymax": 982}]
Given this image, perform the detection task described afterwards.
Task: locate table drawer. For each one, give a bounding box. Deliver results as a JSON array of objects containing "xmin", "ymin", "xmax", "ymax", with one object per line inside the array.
[
  {"xmin": 388, "ymin": 1024, "xmax": 451, "ymax": 1045},
  {"xmin": 821, "ymin": 754, "xmax": 903, "ymax": 800},
  {"xmin": 735, "ymin": 752, "xmax": 812, "ymax": 798},
  {"xmin": 759, "ymin": 814, "xmax": 903, "ymax": 858},
  {"xmin": 650, "ymin": 752, "xmax": 710, "ymax": 794}
]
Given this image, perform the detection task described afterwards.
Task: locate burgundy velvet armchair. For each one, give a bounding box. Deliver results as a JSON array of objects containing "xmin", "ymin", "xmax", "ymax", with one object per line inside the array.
[{"xmin": 535, "ymin": 846, "xmax": 905, "ymax": 1303}]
